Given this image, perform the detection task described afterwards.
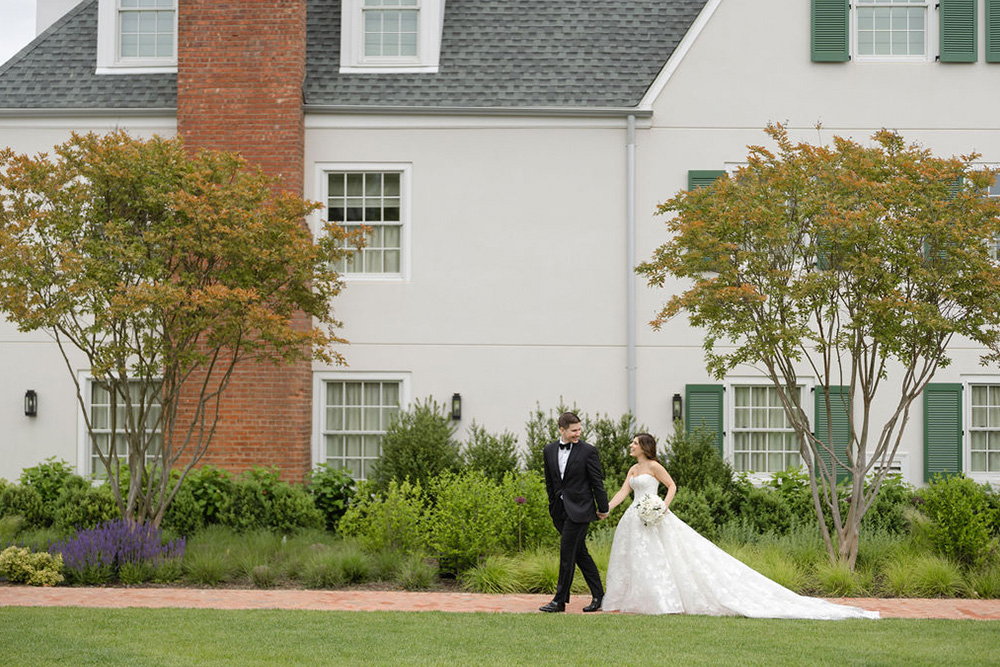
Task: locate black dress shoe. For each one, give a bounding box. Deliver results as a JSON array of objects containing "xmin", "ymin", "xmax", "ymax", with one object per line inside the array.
[
  {"xmin": 582, "ymin": 597, "xmax": 602, "ymax": 613},
  {"xmin": 539, "ymin": 600, "xmax": 566, "ymax": 613}
]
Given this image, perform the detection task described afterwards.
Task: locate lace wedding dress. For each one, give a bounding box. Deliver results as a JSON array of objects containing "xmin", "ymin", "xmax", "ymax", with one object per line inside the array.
[{"xmin": 602, "ymin": 474, "xmax": 879, "ymax": 619}]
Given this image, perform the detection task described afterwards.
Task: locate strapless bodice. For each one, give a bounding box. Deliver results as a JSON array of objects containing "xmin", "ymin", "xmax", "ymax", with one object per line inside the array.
[{"xmin": 629, "ymin": 473, "xmax": 659, "ymax": 497}]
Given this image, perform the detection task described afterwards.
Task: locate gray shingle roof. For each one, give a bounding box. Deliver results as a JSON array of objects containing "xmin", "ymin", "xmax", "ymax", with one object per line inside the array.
[
  {"xmin": 0, "ymin": 0, "xmax": 175, "ymax": 111},
  {"xmin": 0, "ymin": 0, "xmax": 708, "ymax": 112}
]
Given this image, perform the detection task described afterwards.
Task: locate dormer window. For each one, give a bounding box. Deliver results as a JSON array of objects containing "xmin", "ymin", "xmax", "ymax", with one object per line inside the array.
[
  {"xmin": 365, "ymin": 0, "xmax": 419, "ymax": 58},
  {"xmin": 96, "ymin": 0, "xmax": 177, "ymax": 74},
  {"xmin": 341, "ymin": 0, "xmax": 445, "ymax": 73}
]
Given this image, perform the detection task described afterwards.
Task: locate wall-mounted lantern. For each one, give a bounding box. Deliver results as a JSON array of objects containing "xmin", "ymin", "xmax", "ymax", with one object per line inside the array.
[
  {"xmin": 24, "ymin": 390, "xmax": 38, "ymax": 417},
  {"xmin": 671, "ymin": 393, "xmax": 682, "ymax": 423},
  {"xmin": 451, "ymin": 393, "xmax": 462, "ymax": 421}
]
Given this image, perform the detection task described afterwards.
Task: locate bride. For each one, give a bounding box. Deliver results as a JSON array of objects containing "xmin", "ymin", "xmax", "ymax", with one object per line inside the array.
[{"xmin": 601, "ymin": 433, "xmax": 878, "ymax": 619}]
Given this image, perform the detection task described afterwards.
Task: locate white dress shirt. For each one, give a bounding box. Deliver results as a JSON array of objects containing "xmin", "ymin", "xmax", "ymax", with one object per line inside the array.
[{"xmin": 557, "ymin": 441, "xmax": 572, "ymax": 478}]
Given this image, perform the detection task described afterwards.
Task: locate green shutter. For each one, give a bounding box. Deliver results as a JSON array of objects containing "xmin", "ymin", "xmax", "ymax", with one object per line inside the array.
[
  {"xmin": 688, "ymin": 170, "xmax": 727, "ymax": 190},
  {"xmin": 940, "ymin": 0, "xmax": 977, "ymax": 63},
  {"xmin": 814, "ymin": 386, "xmax": 851, "ymax": 483},
  {"xmin": 811, "ymin": 0, "xmax": 849, "ymax": 62},
  {"xmin": 988, "ymin": 0, "xmax": 1000, "ymax": 62},
  {"xmin": 686, "ymin": 384, "xmax": 724, "ymax": 456},
  {"xmin": 923, "ymin": 383, "xmax": 963, "ymax": 482}
]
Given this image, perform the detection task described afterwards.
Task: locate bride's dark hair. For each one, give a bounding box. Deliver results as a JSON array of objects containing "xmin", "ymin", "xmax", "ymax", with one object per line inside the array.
[{"xmin": 635, "ymin": 433, "xmax": 657, "ymax": 460}]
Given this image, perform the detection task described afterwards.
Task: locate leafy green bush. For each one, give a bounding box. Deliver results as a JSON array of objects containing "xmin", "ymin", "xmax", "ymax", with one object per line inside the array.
[
  {"xmin": 184, "ymin": 466, "xmax": 235, "ymax": 527},
  {"xmin": 918, "ymin": 474, "xmax": 998, "ymax": 568},
  {"xmin": 462, "ymin": 422, "xmax": 520, "ymax": 482},
  {"xmin": 370, "ymin": 397, "xmax": 461, "ymax": 494},
  {"xmin": 427, "ymin": 469, "xmax": 513, "ymax": 574},
  {"xmin": 161, "ymin": 479, "xmax": 206, "ymax": 537},
  {"xmin": 217, "ymin": 467, "xmax": 324, "ymax": 534},
  {"xmin": 731, "ymin": 479, "xmax": 793, "ymax": 536},
  {"xmin": 765, "ymin": 467, "xmax": 816, "ymax": 526},
  {"xmin": 308, "ymin": 464, "xmax": 356, "ymax": 532},
  {"xmin": 20, "ymin": 458, "xmax": 76, "ymax": 521},
  {"xmin": 0, "ymin": 515, "xmax": 25, "ymax": 545},
  {"xmin": 0, "ymin": 484, "xmax": 47, "ymax": 528},
  {"xmin": 663, "ymin": 425, "xmax": 737, "ymax": 496},
  {"xmin": 338, "ymin": 479, "xmax": 430, "ymax": 554},
  {"xmin": 860, "ymin": 474, "xmax": 917, "ymax": 534},
  {"xmin": 52, "ymin": 477, "xmax": 119, "ymax": 531},
  {"xmin": 501, "ymin": 471, "xmax": 557, "ymax": 552},
  {"xmin": 0, "ymin": 545, "xmax": 64, "ymax": 586},
  {"xmin": 669, "ymin": 486, "xmax": 718, "ymax": 540}
]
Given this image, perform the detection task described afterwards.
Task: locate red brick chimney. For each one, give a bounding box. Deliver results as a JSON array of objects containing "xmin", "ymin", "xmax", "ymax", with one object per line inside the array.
[{"xmin": 176, "ymin": 0, "xmax": 312, "ymax": 481}]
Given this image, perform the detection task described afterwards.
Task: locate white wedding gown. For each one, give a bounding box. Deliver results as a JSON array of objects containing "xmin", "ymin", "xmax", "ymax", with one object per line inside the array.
[{"xmin": 602, "ymin": 474, "xmax": 879, "ymax": 619}]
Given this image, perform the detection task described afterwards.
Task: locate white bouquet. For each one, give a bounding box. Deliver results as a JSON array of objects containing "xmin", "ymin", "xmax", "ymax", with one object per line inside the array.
[{"xmin": 635, "ymin": 493, "xmax": 665, "ymax": 527}]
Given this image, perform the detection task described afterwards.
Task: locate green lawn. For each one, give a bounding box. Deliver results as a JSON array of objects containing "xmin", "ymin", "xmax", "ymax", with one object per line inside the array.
[{"xmin": 0, "ymin": 608, "xmax": 997, "ymax": 666}]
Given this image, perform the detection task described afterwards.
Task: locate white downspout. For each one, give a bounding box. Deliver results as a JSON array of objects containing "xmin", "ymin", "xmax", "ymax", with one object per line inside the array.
[{"xmin": 626, "ymin": 114, "xmax": 637, "ymax": 417}]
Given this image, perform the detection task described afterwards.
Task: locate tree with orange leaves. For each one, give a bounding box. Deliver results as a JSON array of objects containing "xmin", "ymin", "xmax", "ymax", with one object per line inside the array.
[{"xmin": 639, "ymin": 124, "xmax": 1000, "ymax": 568}]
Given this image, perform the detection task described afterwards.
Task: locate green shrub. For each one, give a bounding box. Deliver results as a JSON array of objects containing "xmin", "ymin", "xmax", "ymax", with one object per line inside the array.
[
  {"xmin": 370, "ymin": 398, "xmax": 461, "ymax": 494},
  {"xmin": 161, "ymin": 479, "xmax": 205, "ymax": 537},
  {"xmin": 815, "ymin": 560, "xmax": 865, "ymax": 597},
  {"xmin": 308, "ymin": 464, "xmax": 356, "ymax": 532},
  {"xmin": 919, "ymin": 474, "xmax": 998, "ymax": 568},
  {"xmin": 462, "ymin": 422, "xmax": 520, "ymax": 482},
  {"xmin": 184, "ymin": 466, "xmax": 234, "ymax": 526},
  {"xmin": 427, "ymin": 469, "xmax": 511, "ymax": 574},
  {"xmin": 860, "ymin": 474, "xmax": 916, "ymax": 534},
  {"xmin": 461, "ymin": 554, "xmax": 520, "ymax": 594},
  {"xmin": 338, "ymin": 479, "xmax": 430, "ymax": 554},
  {"xmin": 669, "ymin": 486, "xmax": 718, "ymax": 541},
  {"xmin": 765, "ymin": 467, "xmax": 816, "ymax": 526},
  {"xmin": 397, "ymin": 553, "xmax": 437, "ymax": 590},
  {"xmin": 20, "ymin": 458, "xmax": 76, "ymax": 525},
  {"xmin": 731, "ymin": 478, "xmax": 793, "ymax": 536},
  {"xmin": 0, "ymin": 515, "xmax": 25, "ymax": 545},
  {"xmin": 0, "ymin": 484, "xmax": 47, "ymax": 528},
  {"xmin": 217, "ymin": 467, "xmax": 324, "ymax": 534},
  {"xmin": 0, "ymin": 545, "xmax": 64, "ymax": 586},
  {"xmin": 969, "ymin": 562, "xmax": 1000, "ymax": 598},
  {"xmin": 52, "ymin": 477, "xmax": 119, "ymax": 531},
  {"xmin": 663, "ymin": 425, "xmax": 737, "ymax": 496},
  {"xmin": 502, "ymin": 470, "xmax": 556, "ymax": 552}
]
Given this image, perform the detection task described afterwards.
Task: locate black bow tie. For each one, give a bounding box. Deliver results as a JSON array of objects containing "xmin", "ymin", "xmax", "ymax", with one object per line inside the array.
[{"xmin": 559, "ymin": 442, "xmax": 572, "ymax": 450}]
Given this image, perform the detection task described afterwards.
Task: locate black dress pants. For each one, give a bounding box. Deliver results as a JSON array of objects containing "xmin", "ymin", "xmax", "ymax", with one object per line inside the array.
[{"xmin": 553, "ymin": 514, "xmax": 603, "ymax": 604}]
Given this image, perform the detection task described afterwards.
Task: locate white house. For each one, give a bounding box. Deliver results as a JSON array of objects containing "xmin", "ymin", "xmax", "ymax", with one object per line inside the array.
[{"xmin": 1, "ymin": 0, "xmax": 999, "ymax": 488}]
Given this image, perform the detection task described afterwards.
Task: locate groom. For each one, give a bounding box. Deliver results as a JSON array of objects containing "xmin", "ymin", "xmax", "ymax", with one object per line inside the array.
[{"xmin": 540, "ymin": 411, "xmax": 609, "ymax": 613}]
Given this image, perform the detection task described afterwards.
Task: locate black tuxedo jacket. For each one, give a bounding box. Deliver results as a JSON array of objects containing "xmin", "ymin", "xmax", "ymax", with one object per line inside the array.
[{"xmin": 543, "ymin": 440, "xmax": 609, "ymax": 523}]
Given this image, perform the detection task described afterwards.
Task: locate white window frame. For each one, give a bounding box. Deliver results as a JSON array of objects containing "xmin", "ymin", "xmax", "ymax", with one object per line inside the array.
[
  {"xmin": 314, "ymin": 162, "xmax": 412, "ymax": 281},
  {"xmin": 312, "ymin": 371, "xmax": 411, "ymax": 480},
  {"xmin": 852, "ymin": 0, "xmax": 936, "ymax": 63},
  {"xmin": 96, "ymin": 0, "xmax": 178, "ymax": 74},
  {"xmin": 339, "ymin": 0, "xmax": 445, "ymax": 73},
  {"xmin": 76, "ymin": 373, "xmax": 163, "ymax": 478},
  {"xmin": 963, "ymin": 376, "xmax": 1000, "ymax": 485},
  {"xmin": 724, "ymin": 376, "xmax": 814, "ymax": 483}
]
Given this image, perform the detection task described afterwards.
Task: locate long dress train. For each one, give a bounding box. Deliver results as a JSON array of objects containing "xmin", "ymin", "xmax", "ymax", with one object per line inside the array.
[{"xmin": 602, "ymin": 474, "xmax": 878, "ymax": 619}]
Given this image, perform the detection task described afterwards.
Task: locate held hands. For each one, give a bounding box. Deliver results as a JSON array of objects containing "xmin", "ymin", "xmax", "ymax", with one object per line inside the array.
[{"xmin": 597, "ymin": 511, "xmax": 609, "ymax": 520}]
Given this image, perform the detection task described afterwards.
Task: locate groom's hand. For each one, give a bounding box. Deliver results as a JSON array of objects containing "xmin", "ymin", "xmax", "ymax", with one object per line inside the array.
[{"xmin": 597, "ymin": 511, "xmax": 609, "ymax": 520}]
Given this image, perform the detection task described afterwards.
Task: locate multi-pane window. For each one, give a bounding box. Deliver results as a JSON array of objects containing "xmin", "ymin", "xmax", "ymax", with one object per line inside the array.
[
  {"xmin": 327, "ymin": 172, "xmax": 403, "ymax": 274},
  {"xmin": 856, "ymin": 0, "xmax": 928, "ymax": 58},
  {"xmin": 322, "ymin": 380, "xmax": 401, "ymax": 480},
  {"xmin": 364, "ymin": 0, "xmax": 419, "ymax": 58},
  {"xmin": 89, "ymin": 380, "xmax": 162, "ymax": 477},
  {"xmin": 732, "ymin": 385, "xmax": 802, "ymax": 473},
  {"xmin": 970, "ymin": 385, "xmax": 1000, "ymax": 473},
  {"xmin": 118, "ymin": 0, "xmax": 175, "ymax": 60}
]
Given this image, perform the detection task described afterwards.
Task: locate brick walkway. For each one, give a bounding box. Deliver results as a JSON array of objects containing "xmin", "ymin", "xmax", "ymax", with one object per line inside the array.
[{"xmin": 1, "ymin": 587, "xmax": 999, "ymax": 619}]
